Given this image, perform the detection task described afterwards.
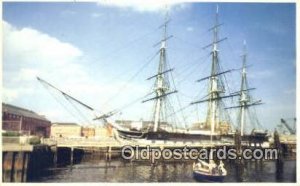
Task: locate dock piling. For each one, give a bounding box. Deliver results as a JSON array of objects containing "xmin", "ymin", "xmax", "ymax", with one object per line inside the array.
[
  {"xmin": 53, "ymin": 147, "xmax": 58, "ymax": 167},
  {"xmin": 70, "ymin": 147, "xmax": 74, "ymax": 166}
]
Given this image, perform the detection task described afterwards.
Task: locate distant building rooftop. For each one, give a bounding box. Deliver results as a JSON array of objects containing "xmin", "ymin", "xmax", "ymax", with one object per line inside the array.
[
  {"xmin": 52, "ymin": 122, "xmax": 80, "ymax": 126},
  {"xmin": 2, "ymin": 103, "xmax": 50, "ymax": 121}
]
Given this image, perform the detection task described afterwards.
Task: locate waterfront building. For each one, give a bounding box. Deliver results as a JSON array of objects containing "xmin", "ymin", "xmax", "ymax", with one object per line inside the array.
[
  {"xmin": 115, "ymin": 120, "xmax": 173, "ymax": 131},
  {"xmin": 82, "ymin": 126, "xmax": 95, "ymax": 138},
  {"xmin": 94, "ymin": 125, "xmax": 113, "ymax": 138},
  {"xmin": 2, "ymin": 103, "xmax": 51, "ymax": 137},
  {"xmin": 50, "ymin": 123, "xmax": 81, "ymax": 138}
]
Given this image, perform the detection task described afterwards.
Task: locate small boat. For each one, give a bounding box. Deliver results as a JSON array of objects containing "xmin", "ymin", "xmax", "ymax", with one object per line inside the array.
[{"xmin": 193, "ymin": 159, "xmax": 227, "ymax": 182}]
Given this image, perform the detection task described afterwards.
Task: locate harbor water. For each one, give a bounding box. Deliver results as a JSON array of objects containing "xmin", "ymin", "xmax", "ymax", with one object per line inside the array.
[{"xmin": 29, "ymin": 155, "xmax": 296, "ymax": 182}]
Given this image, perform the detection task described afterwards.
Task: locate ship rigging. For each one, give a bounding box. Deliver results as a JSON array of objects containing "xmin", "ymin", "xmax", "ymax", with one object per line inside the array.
[{"xmin": 36, "ymin": 7, "xmax": 269, "ymax": 143}]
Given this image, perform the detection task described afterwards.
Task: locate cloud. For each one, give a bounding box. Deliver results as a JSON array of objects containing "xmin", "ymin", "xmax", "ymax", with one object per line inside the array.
[
  {"xmin": 2, "ymin": 21, "xmax": 150, "ymax": 122},
  {"xmin": 2, "ymin": 21, "xmax": 83, "ymax": 110},
  {"xmin": 91, "ymin": 13, "xmax": 102, "ymax": 18},
  {"xmin": 186, "ymin": 26, "xmax": 194, "ymax": 32},
  {"xmin": 2, "ymin": 87, "xmax": 19, "ymax": 102},
  {"xmin": 96, "ymin": 0, "xmax": 189, "ymax": 13},
  {"xmin": 3, "ymin": 21, "xmax": 82, "ymax": 69},
  {"xmin": 3, "ymin": 21, "xmax": 84, "ymax": 101}
]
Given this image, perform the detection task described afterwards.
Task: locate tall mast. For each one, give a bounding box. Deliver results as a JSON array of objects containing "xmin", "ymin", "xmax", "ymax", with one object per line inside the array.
[
  {"xmin": 191, "ymin": 5, "xmax": 235, "ymax": 135},
  {"xmin": 222, "ymin": 42, "xmax": 263, "ymax": 134},
  {"xmin": 207, "ymin": 5, "xmax": 221, "ymax": 134},
  {"xmin": 236, "ymin": 41, "xmax": 263, "ymax": 136},
  {"xmin": 153, "ymin": 13, "xmax": 169, "ymax": 132},
  {"xmin": 239, "ymin": 41, "xmax": 248, "ymax": 136},
  {"xmin": 142, "ymin": 10, "xmax": 176, "ymax": 132}
]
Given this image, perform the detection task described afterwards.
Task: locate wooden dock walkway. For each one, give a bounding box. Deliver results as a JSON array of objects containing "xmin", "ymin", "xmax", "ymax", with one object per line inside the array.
[{"xmin": 42, "ymin": 137, "xmax": 236, "ymax": 150}]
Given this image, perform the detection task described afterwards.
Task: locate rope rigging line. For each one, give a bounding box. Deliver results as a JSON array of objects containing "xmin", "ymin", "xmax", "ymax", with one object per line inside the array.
[
  {"xmin": 222, "ymin": 42, "xmax": 247, "ymax": 94},
  {"xmin": 184, "ymin": 105, "xmax": 200, "ymax": 123},
  {"xmin": 184, "ymin": 76, "xmax": 210, "ymax": 102},
  {"xmin": 173, "ymin": 48, "xmax": 211, "ymax": 75},
  {"xmin": 163, "ymin": 93, "xmax": 178, "ymax": 127},
  {"xmin": 37, "ymin": 78, "xmax": 108, "ymax": 125},
  {"xmin": 172, "ymin": 30, "xmax": 210, "ymax": 51},
  {"xmin": 220, "ymin": 99, "xmax": 235, "ymax": 130},
  {"xmin": 101, "ymin": 77, "xmax": 156, "ymax": 121},
  {"xmin": 102, "ymin": 50, "xmax": 160, "ymax": 106},
  {"xmin": 91, "ymin": 27, "xmax": 160, "ymax": 67},
  {"xmin": 166, "ymin": 91, "xmax": 210, "ymax": 120},
  {"xmin": 165, "ymin": 55, "xmax": 187, "ymax": 128},
  {"xmin": 162, "ymin": 97, "xmax": 168, "ymax": 125},
  {"xmin": 224, "ymin": 37, "xmax": 243, "ymax": 67},
  {"xmin": 165, "ymin": 103, "xmax": 191, "ymax": 120},
  {"xmin": 250, "ymin": 106, "xmax": 263, "ymax": 129},
  {"xmin": 196, "ymin": 103, "xmax": 200, "ymax": 122},
  {"xmin": 39, "ymin": 82, "xmax": 83, "ymax": 123},
  {"xmin": 215, "ymin": 58, "xmax": 226, "ymax": 93},
  {"xmin": 178, "ymin": 92, "xmax": 195, "ymax": 100},
  {"xmin": 176, "ymin": 53, "xmax": 211, "ymax": 86},
  {"xmin": 117, "ymin": 90, "xmax": 155, "ymax": 113},
  {"xmin": 214, "ymin": 37, "xmax": 242, "ymax": 98},
  {"xmin": 63, "ymin": 94, "xmax": 92, "ymax": 126},
  {"xmin": 247, "ymin": 108, "xmax": 255, "ymax": 132}
]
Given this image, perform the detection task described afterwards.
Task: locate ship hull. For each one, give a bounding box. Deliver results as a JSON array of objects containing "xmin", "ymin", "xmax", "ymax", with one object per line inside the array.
[
  {"xmin": 145, "ymin": 131, "xmax": 223, "ymax": 141},
  {"xmin": 117, "ymin": 129, "xmax": 231, "ymax": 141},
  {"xmin": 193, "ymin": 171, "xmax": 226, "ymax": 182},
  {"xmin": 117, "ymin": 129, "xmax": 269, "ymax": 143},
  {"xmin": 241, "ymin": 132, "xmax": 269, "ymax": 142}
]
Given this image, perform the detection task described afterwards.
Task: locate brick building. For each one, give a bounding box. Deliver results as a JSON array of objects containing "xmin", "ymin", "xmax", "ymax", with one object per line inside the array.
[{"xmin": 2, "ymin": 103, "xmax": 51, "ymax": 137}]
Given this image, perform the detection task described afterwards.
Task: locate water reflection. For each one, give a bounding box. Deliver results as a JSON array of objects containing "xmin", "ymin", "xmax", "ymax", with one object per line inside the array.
[
  {"xmin": 276, "ymin": 159, "xmax": 284, "ymax": 181},
  {"xmin": 235, "ymin": 160, "xmax": 245, "ymax": 182},
  {"xmin": 29, "ymin": 155, "xmax": 296, "ymax": 183}
]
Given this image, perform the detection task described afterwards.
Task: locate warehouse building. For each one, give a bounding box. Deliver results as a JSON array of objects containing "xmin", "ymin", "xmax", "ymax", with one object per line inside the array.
[
  {"xmin": 51, "ymin": 123, "xmax": 114, "ymax": 139},
  {"xmin": 2, "ymin": 103, "xmax": 51, "ymax": 137},
  {"xmin": 50, "ymin": 123, "xmax": 82, "ymax": 138}
]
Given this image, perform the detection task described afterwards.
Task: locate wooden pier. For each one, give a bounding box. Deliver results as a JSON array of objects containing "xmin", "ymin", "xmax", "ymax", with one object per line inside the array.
[
  {"xmin": 2, "ymin": 144, "xmax": 53, "ymax": 182},
  {"xmin": 2, "ymin": 131, "xmax": 296, "ymax": 182}
]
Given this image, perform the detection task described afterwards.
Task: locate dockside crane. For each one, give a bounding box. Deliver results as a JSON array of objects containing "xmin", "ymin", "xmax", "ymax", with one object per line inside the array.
[{"xmin": 278, "ymin": 118, "xmax": 296, "ymax": 135}]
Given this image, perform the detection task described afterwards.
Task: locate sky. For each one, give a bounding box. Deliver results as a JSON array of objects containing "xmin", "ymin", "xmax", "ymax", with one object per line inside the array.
[{"xmin": 2, "ymin": 1, "xmax": 296, "ymax": 132}]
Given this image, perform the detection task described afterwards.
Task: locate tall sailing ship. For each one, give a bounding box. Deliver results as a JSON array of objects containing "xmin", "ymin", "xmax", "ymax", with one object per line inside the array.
[
  {"xmin": 107, "ymin": 8, "xmax": 235, "ymax": 142},
  {"xmin": 95, "ymin": 8, "xmax": 268, "ymax": 142},
  {"xmin": 37, "ymin": 7, "xmax": 269, "ymax": 143}
]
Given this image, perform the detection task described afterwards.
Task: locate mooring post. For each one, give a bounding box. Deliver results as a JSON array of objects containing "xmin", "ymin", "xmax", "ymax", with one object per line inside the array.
[
  {"xmin": 12, "ymin": 151, "xmax": 25, "ymax": 182},
  {"xmin": 108, "ymin": 146, "xmax": 112, "ymax": 161},
  {"xmin": 10, "ymin": 152, "xmax": 17, "ymax": 182},
  {"xmin": 98, "ymin": 147, "xmax": 102, "ymax": 159},
  {"xmin": 21, "ymin": 152, "xmax": 29, "ymax": 182},
  {"xmin": 2, "ymin": 152, "xmax": 8, "ymax": 182},
  {"xmin": 53, "ymin": 147, "xmax": 58, "ymax": 167},
  {"xmin": 274, "ymin": 130, "xmax": 283, "ymax": 159},
  {"xmin": 105, "ymin": 147, "xmax": 108, "ymax": 161},
  {"xmin": 237, "ymin": 159, "xmax": 245, "ymax": 182},
  {"xmin": 70, "ymin": 147, "xmax": 74, "ymax": 166},
  {"xmin": 235, "ymin": 129, "xmax": 242, "ymax": 157}
]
